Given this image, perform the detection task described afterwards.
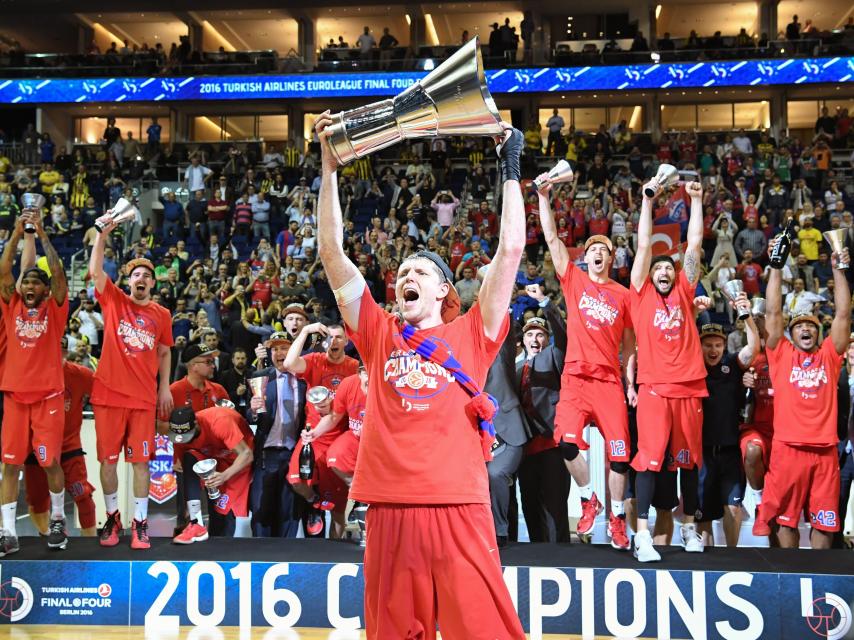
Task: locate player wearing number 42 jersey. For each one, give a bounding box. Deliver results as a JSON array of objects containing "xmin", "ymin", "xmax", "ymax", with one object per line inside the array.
[
  {"xmin": 89, "ymin": 215, "xmax": 174, "ymax": 551},
  {"xmin": 535, "ymin": 176, "xmax": 635, "ymax": 552},
  {"xmin": 754, "ymin": 237, "xmax": 851, "ymax": 548}
]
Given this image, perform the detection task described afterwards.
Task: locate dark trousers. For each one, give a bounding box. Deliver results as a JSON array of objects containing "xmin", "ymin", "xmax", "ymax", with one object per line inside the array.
[
  {"xmin": 250, "ymin": 447, "xmax": 301, "ymax": 537},
  {"xmin": 487, "ymin": 442, "xmax": 525, "ymax": 537},
  {"xmin": 518, "ymin": 447, "xmax": 571, "ymax": 543},
  {"xmin": 834, "ymin": 442, "xmax": 854, "ymax": 549}
]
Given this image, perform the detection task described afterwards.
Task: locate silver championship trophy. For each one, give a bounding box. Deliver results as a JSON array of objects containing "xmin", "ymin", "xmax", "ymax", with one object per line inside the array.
[
  {"xmin": 534, "ymin": 160, "xmax": 574, "ymax": 190},
  {"xmin": 751, "ymin": 297, "xmax": 766, "ymax": 317},
  {"xmin": 20, "ymin": 193, "xmax": 45, "ymax": 233},
  {"xmin": 823, "ymin": 229, "xmax": 849, "ymax": 269},
  {"xmin": 722, "ymin": 280, "xmax": 750, "ymax": 321},
  {"xmin": 325, "ymin": 37, "xmax": 502, "ymax": 165},
  {"xmin": 307, "ymin": 386, "xmax": 331, "ymax": 406},
  {"xmin": 248, "ymin": 375, "xmax": 268, "ymax": 413},
  {"xmin": 192, "ymin": 458, "xmax": 222, "ymax": 501},
  {"xmin": 95, "ymin": 197, "xmax": 139, "ymax": 232},
  {"xmin": 644, "ymin": 163, "xmax": 680, "ymax": 198}
]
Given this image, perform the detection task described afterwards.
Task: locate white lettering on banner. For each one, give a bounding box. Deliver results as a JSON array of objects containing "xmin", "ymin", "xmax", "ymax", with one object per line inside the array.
[
  {"xmin": 262, "ymin": 564, "xmax": 302, "ymax": 627},
  {"xmin": 145, "ymin": 561, "xmax": 180, "ymax": 633},
  {"xmin": 528, "ymin": 567, "xmax": 571, "ymax": 640},
  {"xmin": 604, "ymin": 570, "xmax": 646, "ymax": 638},
  {"xmin": 656, "ymin": 571, "xmax": 707, "ymax": 640},
  {"xmin": 502, "ymin": 567, "xmax": 518, "ymax": 613},
  {"xmin": 117, "ymin": 318, "xmax": 156, "ymax": 351},
  {"xmin": 230, "ymin": 562, "xmax": 252, "ymax": 630},
  {"xmin": 187, "ymin": 563, "xmax": 226, "ymax": 627},
  {"xmin": 328, "ymin": 563, "xmax": 361, "ymax": 630},
  {"xmin": 715, "ymin": 573, "xmax": 763, "ymax": 640},
  {"xmin": 575, "ymin": 568, "xmax": 595, "ymax": 638}
]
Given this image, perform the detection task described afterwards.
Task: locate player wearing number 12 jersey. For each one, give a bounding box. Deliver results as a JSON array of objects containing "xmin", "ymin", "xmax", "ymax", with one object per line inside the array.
[{"xmin": 535, "ymin": 175, "xmax": 635, "ymax": 552}]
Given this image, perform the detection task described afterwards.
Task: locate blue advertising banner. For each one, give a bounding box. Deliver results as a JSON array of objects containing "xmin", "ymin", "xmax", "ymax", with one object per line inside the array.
[
  {"xmin": 1, "ymin": 559, "xmax": 852, "ymax": 639},
  {"xmin": 0, "ymin": 56, "xmax": 851, "ymax": 104}
]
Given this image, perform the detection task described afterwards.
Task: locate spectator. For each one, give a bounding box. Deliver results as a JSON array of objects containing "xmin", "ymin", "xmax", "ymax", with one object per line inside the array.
[
  {"xmin": 545, "ymin": 109, "xmax": 564, "ymax": 156},
  {"xmin": 185, "ymin": 155, "xmax": 212, "ymax": 194},
  {"xmin": 356, "ymin": 26, "xmax": 375, "ymax": 63},
  {"xmin": 378, "ymin": 28, "xmax": 399, "ymax": 70},
  {"xmin": 785, "ymin": 15, "xmax": 801, "ymax": 41},
  {"xmin": 630, "ymin": 31, "xmax": 649, "ymax": 52}
]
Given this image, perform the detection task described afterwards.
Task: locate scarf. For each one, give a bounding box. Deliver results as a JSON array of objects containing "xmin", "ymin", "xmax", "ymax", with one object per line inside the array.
[{"xmin": 398, "ymin": 323, "xmax": 498, "ymax": 461}]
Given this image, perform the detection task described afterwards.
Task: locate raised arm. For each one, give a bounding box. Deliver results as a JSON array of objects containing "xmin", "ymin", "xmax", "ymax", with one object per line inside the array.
[
  {"xmin": 541, "ymin": 295, "xmax": 567, "ymax": 354},
  {"xmin": 0, "ymin": 217, "xmax": 25, "ymax": 302},
  {"xmin": 630, "ymin": 181, "xmax": 657, "ymax": 291},
  {"xmin": 765, "ymin": 239, "xmax": 784, "ymax": 349},
  {"xmin": 314, "ymin": 112, "xmax": 365, "ymax": 331},
  {"xmin": 35, "ymin": 221, "xmax": 68, "ymax": 304},
  {"xmin": 88, "ymin": 218, "xmax": 117, "ymax": 293},
  {"xmin": 534, "ymin": 181, "xmax": 569, "ymax": 277},
  {"xmin": 683, "ymin": 181, "xmax": 704, "ymax": 286},
  {"xmin": 478, "ymin": 126, "xmax": 525, "ymax": 342},
  {"xmin": 829, "ymin": 248, "xmax": 852, "ymax": 355},
  {"xmin": 284, "ymin": 322, "xmax": 327, "ymax": 375},
  {"xmin": 17, "ymin": 213, "xmax": 37, "ymax": 292}
]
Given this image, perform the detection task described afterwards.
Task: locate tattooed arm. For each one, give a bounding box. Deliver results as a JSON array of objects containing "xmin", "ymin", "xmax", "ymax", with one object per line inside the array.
[
  {"xmin": 35, "ymin": 219, "xmax": 68, "ymax": 305},
  {"xmin": 683, "ymin": 181, "xmax": 704, "ymax": 286}
]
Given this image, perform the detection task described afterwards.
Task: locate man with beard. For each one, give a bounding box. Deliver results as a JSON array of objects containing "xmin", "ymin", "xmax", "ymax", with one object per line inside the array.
[
  {"xmin": 535, "ymin": 176, "xmax": 635, "ymax": 551},
  {"xmin": 89, "ymin": 216, "xmax": 174, "ymax": 550},
  {"xmin": 630, "ymin": 179, "xmax": 706, "ymax": 562},
  {"xmin": 0, "ymin": 212, "xmax": 69, "ymax": 554},
  {"xmin": 754, "ymin": 238, "xmax": 850, "ymax": 548},
  {"xmin": 314, "ymin": 111, "xmax": 526, "ymax": 639},
  {"xmin": 696, "ymin": 300, "xmax": 758, "ymax": 547},
  {"xmin": 283, "ymin": 322, "xmax": 358, "ymax": 537}
]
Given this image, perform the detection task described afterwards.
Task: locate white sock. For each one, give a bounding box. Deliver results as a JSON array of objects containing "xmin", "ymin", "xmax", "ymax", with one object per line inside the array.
[
  {"xmin": 187, "ymin": 500, "xmax": 203, "ymax": 525},
  {"xmin": 50, "ymin": 490, "xmax": 65, "ymax": 520},
  {"xmin": 1, "ymin": 503, "xmax": 17, "ymax": 538},
  {"xmin": 611, "ymin": 500, "xmax": 625, "ymax": 517},
  {"xmin": 578, "ymin": 483, "xmax": 593, "ymax": 501},
  {"xmin": 752, "ymin": 488, "xmax": 763, "ymax": 505},
  {"xmin": 134, "ymin": 497, "xmax": 148, "ymax": 522},
  {"xmin": 104, "ymin": 492, "xmax": 119, "ymax": 514}
]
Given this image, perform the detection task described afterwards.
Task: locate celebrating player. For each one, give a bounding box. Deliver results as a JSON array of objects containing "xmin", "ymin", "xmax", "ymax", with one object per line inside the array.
[
  {"xmin": 315, "ymin": 111, "xmax": 526, "ymax": 639},
  {"xmin": 89, "ymin": 217, "xmax": 174, "ymax": 550},
  {"xmin": 535, "ymin": 176, "xmax": 635, "ymax": 551}
]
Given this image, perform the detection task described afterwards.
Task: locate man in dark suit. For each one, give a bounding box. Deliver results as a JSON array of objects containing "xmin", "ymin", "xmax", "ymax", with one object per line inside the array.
[
  {"xmin": 485, "ymin": 311, "xmax": 532, "ymax": 548},
  {"xmin": 247, "ymin": 332, "xmax": 305, "ymax": 537},
  {"xmin": 516, "ymin": 286, "xmax": 572, "ymax": 543},
  {"xmin": 219, "ymin": 347, "xmax": 254, "ymax": 418},
  {"xmin": 201, "ymin": 330, "xmax": 231, "ymax": 381}
]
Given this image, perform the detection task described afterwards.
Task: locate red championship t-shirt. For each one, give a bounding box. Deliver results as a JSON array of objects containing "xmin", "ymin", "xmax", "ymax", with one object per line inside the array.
[
  {"xmin": 332, "ymin": 373, "xmax": 367, "ymax": 438},
  {"xmin": 174, "ymin": 406, "xmax": 254, "ymax": 465},
  {"xmin": 766, "ymin": 338, "xmax": 841, "ymax": 446},
  {"xmin": 0, "ymin": 292, "xmax": 68, "ymax": 402},
  {"xmin": 347, "ymin": 287, "xmax": 507, "ymax": 504},
  {"xmin": 631, "ymin": 270, "xmax": 707, "ymax": 396},
  {"xmin": 0, "ymin": 312, "xmax": 7, "ymax": 385},
  {"xmin": 300, "ymin": 352, "xmax": 359, "ymax": 446},
  {"xmin": 750, "ymin": 350, "xmax": 774, "ymax": 426},
  {"xmin": 92, "ymin": 279, "xmax": 174, "ymax": 409},
  {"xmin": 170, "ymin": 377, "xmax": 229, "ymax": 413},
  {"xmin": 62, "ymin": 361, "xmax": 94, "ymax": 451},
  {"xmin": 558, "ymin": 263, "xmax": 631, "ymax": 383}
]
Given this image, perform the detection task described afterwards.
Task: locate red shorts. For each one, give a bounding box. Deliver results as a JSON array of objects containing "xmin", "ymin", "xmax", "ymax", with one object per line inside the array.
[
  {"xmin": 93, "ymin": 404, "xmax": 156, "ymax": 464},
  {"xmin": 554, "ymin": 373, "xmax": 629, "ymax": 461},
  {"xmin": 755, "ymin": 442, "xmax": 840, "ymax": 533},
  {"xmin": 24, "ymin": 453, "xmax": 96, "ymax": 527},
  {"xmin": 184, "ymin": 449, "xmax": 251, "ymax": 518},
  {"xmin": 287, "ymin": 441, "xmax": 349, "ymax": 514},
  {"xmin": 364, "ymin": 503, "xmax": 525, "ymax": 640},
  {"xmin": 631, "ymin": 385, "xmax": 703, "ymax": 472},
  {"xmin": 326, "ymin": 431, "xmax": 360, "ymax": 476},
  {"xmin": 740, "ymin": 423, "xmax": 773, "ymax": 469},
  {"xmin": 1, "ymin": 394, "xmax": 64, "ymax": 466}
]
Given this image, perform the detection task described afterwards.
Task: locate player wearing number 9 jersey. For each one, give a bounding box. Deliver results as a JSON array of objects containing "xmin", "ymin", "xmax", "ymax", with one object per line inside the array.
[
  {"xmin": 89, "ymin": 216, "xmax": 174, "ymax": 551},
  {"xmin": 754, "ymin": 234, "xmax": 851, "ymax": 548}
]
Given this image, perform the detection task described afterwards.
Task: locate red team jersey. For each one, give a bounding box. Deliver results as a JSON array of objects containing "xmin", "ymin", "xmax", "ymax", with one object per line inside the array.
[
  {"xmin": 750, "ymin": 351, "xmax": 774, "ymax": 426},
  {"xmin": 169, "ymin": 377, "xmax": 229, "ymax": 413},
  {"xmin": 62, "ymin": 361, "xmax": 95, "ymax": 452},
  {"xmin": 332, "ymin": 373, "xmax": 367, "ymax": 438},
  {"xmin": 558, "ymin": 263, "xmax": 631, "ymax": 382},
  {"xmin": 0, "ymin": 293, "xmax": 68, "ymax": 402},
  {"xmin": 92, "ymin": 279, "xmax": 173, "ymax": 409},
  {"xmin": 347, "ymin": 287, "xmax": 507, "ymax": 505},
  {"xmin": 766, "ymin": 338, "xmax": 841, "ymax": 446},
  {"xmin": 631, "ymin": 270, "xmax": 707, "ymax": 394},
  {"xmin": 300, "ymin": 351, "xmax": 359, "ymax": 446}
]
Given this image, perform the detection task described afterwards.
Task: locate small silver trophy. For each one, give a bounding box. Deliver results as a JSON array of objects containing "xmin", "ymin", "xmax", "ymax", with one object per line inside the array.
[
  {"xmin": 192, "ymin": 458, "xmax": 222, "ymax": 501},
  {"xmin": 307, "ymin": 386, "xmax": 331, "ymax": 405},
  {"xmin": 751, "ymin": 297, "xmax": 766, "ymax": 317},
  {"xmin": 722, "ymin": 280, "xmax": 750, "ymax": 321},
  {"xmin": 644, "ymin": 163, "xmax": 679, "ymax": 198},
  {"xmin": 20, "ymin": 193, "xmax": 45, "ymax": 233},
  {"xmin": 823, "ymin": 229, "xmax": 849, "ymax": 269},
  {"xmin": 248, "ymin": 376, "xmax": 268, "ymax": 413},
  {"xmin": 95, "ymin": 197, "xmax": 139, "ymax": 232},
  {"xmin": 534, "ymin": 160, "xmax": 574, "ymax": 190}
]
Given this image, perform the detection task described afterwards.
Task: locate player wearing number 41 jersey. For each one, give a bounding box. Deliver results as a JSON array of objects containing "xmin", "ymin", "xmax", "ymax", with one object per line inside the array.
[
  {"xmin": 754, "ymin": 236, "xmax": 851, "ymax": 549},
  {"xmin": 89, "ymin": 215, "xmax": 174, "ymax": 551},
  {"xmin": 535, "ymin": 176, "xmax": 635, "ymax": 552}
]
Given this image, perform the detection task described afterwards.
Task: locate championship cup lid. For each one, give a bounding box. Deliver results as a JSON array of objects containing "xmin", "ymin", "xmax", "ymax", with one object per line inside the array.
[
  {"xmin": 788, "ymin": 312, "xmax": 821, "ymax": 330},
  {"xmin": 282, "ymin": 303, "xmax": 308, "ymax": 319},
  {"xmin": 181, "ymin": 342, "xmax": 219, "ymax": 364},
  {"xmin": 266, "ymin": 331, "xmax": 292, "ymax": 348},
  {"xmin": 584, "ymin": 234, "xmax": 614, "ymax": 253},
  {"xmin": 168, "ymin": 406, "xmax": 198, "ymax": 444},
  {"xmin": 124, "ymin": 257, "xmax": 156, "ymax": 277},
  {"xmin": 700, "ymin": 323, "xmax": 727, "ymax": 340},
  {"xmin": 406, "ymin": 250, "xmax": 461, "ymax": 324},
  {"xmin": 522, "ymin": 316, "xmax": 550, "ymax": 336}
]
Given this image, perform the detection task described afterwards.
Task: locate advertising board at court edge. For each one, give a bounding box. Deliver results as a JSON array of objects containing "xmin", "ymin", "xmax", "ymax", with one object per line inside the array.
[{"xmin": 1, "ymin": 560, "xmax": 852, "ymax": 638}]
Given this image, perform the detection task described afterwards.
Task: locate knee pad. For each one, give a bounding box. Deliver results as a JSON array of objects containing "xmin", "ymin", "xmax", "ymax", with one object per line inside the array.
[
  {"xmin": 610, "ymin": 461, "xmax": 630, "ymax": 474},
  {"xmin": 559, "ymin": 441, "xmax": 580, "ymax": 462}
]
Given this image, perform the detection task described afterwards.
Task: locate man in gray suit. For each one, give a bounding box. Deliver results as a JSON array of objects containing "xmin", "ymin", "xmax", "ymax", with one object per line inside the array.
[{"xmin": 515, "ymin": 284, "xmax": 572, "ymax": 542}]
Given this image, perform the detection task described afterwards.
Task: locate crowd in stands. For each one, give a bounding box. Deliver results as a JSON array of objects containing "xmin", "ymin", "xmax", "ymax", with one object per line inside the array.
[{"xmin": 0, "ymin": 101, "xmax": 853, "ymax": 545}]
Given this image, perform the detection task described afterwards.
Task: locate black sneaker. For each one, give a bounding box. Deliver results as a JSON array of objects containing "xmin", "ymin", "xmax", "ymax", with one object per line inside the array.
[
  {"xmin": 47, "ymin": 517, "xmax": 68, "ymax": 550},
  {"xmin": 0, "ymin": 529, "xmax": 19, "ymax": 557}
]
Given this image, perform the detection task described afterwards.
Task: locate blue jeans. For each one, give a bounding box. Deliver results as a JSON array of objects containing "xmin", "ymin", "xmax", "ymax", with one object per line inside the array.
[{"xmin": 163, "ymin": 219, "xmax": 182, "ymax": 242}]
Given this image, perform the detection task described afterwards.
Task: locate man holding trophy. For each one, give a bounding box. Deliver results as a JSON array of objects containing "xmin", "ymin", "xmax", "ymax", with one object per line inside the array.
[{"xmin": 314, "ymin": 37, "xmax": 525, "ymax": 638}]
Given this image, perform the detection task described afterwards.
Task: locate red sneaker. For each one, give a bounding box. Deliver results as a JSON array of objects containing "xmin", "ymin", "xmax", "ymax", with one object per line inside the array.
[
  {"xmin": 172, "ymin": 522, "xmax": 209, "ymax": 545},
  {"xmin": 608, "ymin": 513, "xmax": 630, "ymax": 551},
  {"xmin": 577, "ymin": 493, "xmax": 603, "ymax": 538},
  {"xmin": 305, "ymin": 511, "xmax": 324, "ymax": 537},
  {"xmin": 131, "ymin": 519, "xmax": 151, "ymax": 550},
  {"xmin": 312, "ymin": 498, "xmax": 336, "ymax": 512},
  {"xmin": 99, "ymin": 511, "xmax": 123, "ymax": 547}
]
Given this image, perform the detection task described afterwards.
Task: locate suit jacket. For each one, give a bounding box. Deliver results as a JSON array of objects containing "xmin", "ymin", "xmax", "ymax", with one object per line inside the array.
[
  {"xmin": 485, "ymin": 313, "xmax": 531, "ymax": 446},
  {"xmin": 515, "ymin": 300, "xmax": 567, "ymax": 437},
  {"xmin": 251, "ymin": 366, "xmax": 307, "ymax": 458},
  {"xmin": 214, "ymin": 351, "xmax": 232, "ymax": 381}
]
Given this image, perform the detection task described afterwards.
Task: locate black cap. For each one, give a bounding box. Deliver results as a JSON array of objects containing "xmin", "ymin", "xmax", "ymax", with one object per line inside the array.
[
  {"xmin": 181, "ymin": 342, "xmax": 219, "ymax": 364},
  {"xmin": 168, "ymin": 406, "xmax": 198, "ymax": 444},
  {"xmin": 21, "ymin": 267, "xmax": 50, "ymax": 286}
]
